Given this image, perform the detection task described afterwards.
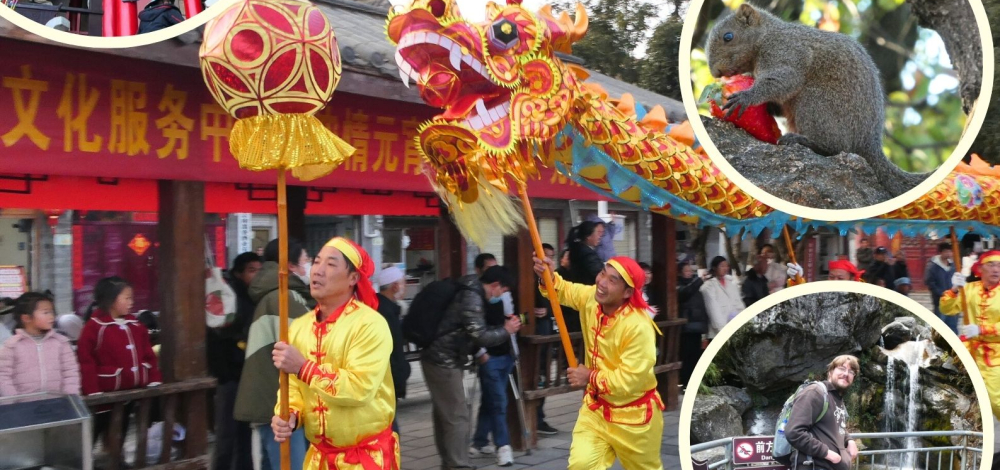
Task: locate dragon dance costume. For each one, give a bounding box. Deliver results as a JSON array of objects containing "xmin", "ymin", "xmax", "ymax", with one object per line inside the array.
[
  {"xmin": 545, "ymin": 256, "xmax": 665, "ymax": 470},
  {"xmin": 280, "ymin": 237, "xmax": 400, "ymax": 470}
]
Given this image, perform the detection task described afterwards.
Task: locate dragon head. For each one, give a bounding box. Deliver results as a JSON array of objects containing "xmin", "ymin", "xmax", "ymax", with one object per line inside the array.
[{"xmin": 387, "ymin": 0, "xmax": 589, "ymax": 205}]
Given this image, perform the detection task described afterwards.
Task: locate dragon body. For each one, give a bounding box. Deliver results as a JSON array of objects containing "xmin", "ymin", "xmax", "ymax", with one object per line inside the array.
[{"xmin": 386, "ymin": 0, "xmax": 1000, "ymax": 242}]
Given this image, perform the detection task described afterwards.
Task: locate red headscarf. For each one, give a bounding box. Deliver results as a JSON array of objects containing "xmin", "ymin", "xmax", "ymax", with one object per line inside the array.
[
  {"xmin": 972, "ymin": 250, "xmax": 1000, "ymax": 279},
  {"xmin": 606, "ymin": 256, "xmax": 650, "ymax": 311},
  {"xmin": 828, "ymin": 260, "xmax": 864, "ymax": 282},
  {"xmin": 325, "ymin": 237, "xmax": 379, "ymax": 310}
]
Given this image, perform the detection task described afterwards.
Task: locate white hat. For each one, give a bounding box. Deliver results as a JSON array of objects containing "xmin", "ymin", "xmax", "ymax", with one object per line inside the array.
[{"xmin": 376, "ymin": 267, "xmax": 405, "ymax": 287}]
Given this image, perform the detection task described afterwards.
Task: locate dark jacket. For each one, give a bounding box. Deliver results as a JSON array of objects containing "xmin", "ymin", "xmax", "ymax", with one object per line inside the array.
[
  {"xmin": 892, "ymin": 260, "xmax": 910, "ymax": 282},
  {"xmin": 137, "ymin": 0, "xmax": 185, "ymax": 34},
  {"xmin": 420, "ymin": 275, "xmax": 510, "ymax": 369},
  {"xmin": 855, "ymin": 247, "xmax": 874, "ymax": 272},
  {"xmin": 924, "ymin": 256, "xmax": 954, "ymax": 315},
  {"xmin": 376, "ymin": 292, "xmax": 411, "ymax": 399},
  {"xmin": 484, "ymin": 300, "xmax": 512, "ymax": 357},
  {"xmin": 785, "ymin": 381, "xmax": 851, "ymax": 470},
  {"xmin": 741, "ymin": 268, "xmax": 770, "ymax": 307},
  {"xmin": 568, "ymin": 243, "xmax": 604, "ymax": 285},
  {"xmin": 206, "ymin": 276, "xmax": 254, "ymax": 384},
  {"xmin": 234, "ymin": 262, "xmax": 314, "ymax": 424},
  {"xmin": 677, "ymin": 276, "xmax": 708, "ymax": 333},
  {"xmin": 864, "ymin": 261, "xmax": 895, "ymax": 288}
]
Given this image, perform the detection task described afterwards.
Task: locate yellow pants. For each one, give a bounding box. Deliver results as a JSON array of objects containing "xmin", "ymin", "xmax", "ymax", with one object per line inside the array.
[
  {"xmin": 968, "ymin": 343, "xmax": 1000, "ymax": 418},
  {"xmin": 567, "ymin": 404, "xmax": 664, "ymax": 470}
]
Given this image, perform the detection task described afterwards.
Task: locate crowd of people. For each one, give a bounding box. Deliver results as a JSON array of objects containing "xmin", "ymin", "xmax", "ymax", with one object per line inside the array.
[{"xmin": 0, "ymin": 224, "xmax": 981, "ymax": 469}]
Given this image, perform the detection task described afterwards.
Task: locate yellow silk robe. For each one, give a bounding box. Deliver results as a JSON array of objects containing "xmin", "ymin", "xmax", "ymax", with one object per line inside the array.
[
  {"xmin": 940, "ymin": 282, "xmax": 1000, "ymax": 418},
  {"xmin": 278, "ymin": 299, "xmax": 399, "ymax": 470},
  {"xmin": 546, "ymin": 273, "xmax": 665, "ymax": 470}
]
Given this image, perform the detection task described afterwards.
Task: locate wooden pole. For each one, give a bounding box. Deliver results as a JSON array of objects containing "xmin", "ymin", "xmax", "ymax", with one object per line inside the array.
[
  {"xmin": 278, "ymin": 170, "xmax": 290, "ymax": 470},
  {"xmin": 517, "ymin": 183, "xmax": 577, "ymax": 368},
  {"xmin": 782, "ymin": 226, "xmax": 804, "ymax": 284},
  {"xmin": 950, "ymin": 228, "xmax": 971, "ymax": 341}
]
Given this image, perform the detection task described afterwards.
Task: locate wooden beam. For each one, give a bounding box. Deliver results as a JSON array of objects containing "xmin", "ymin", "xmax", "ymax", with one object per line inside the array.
[
  {"xmin": 651, "ymin": 214, "xmax": 681, "ymax": 410},
  {"xmin": 436, "ymin": 204, "xmax": 464, "ymax": 279},
  {"xmin": 502, "ymin": 229, "xmax": 536, "ymax": 333},
  {"xmin": 157, "ymin": 180, "xmax": 206, "ymax": 381}
]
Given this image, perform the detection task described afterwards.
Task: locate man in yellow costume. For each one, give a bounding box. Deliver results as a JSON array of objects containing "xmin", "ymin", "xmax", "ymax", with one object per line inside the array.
[
  {"xmin": 533, "ymin": 254, "xmax": 664, "ymax": 470},
  {"xmin": 941, "ymin": 249, "xmax": 1000, "ymax": 418},
  {"xmin": 271, "ymin": 237, "xmax": 399, "ymax": 470}
]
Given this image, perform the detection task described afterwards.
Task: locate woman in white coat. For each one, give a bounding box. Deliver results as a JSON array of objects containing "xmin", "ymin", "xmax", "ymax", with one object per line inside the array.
[{"xmin": 700, "ymin": 256, "xmax": 746, "ymax": 339}]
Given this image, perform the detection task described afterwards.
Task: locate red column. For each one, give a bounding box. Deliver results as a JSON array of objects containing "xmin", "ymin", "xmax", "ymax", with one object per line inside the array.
[
  {"xmin": 183, "ymin": 0, "xmax": 202, "ymax": 18},
  {"xmin": 102, "ymin": 0, "xmax": 116, "ymax": 36},
  {"xmin": 119, "ymin": 1, "xmax": 138, "ymax": 36}
]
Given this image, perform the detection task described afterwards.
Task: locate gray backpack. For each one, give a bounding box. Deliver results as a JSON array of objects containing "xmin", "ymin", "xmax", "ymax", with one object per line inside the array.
[{"xmin": 773, "ymin": 381, "xmax": 829, "ymax": 460}]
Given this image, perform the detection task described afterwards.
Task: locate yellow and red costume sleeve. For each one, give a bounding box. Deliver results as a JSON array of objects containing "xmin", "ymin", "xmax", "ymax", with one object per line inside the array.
[{"xmin": 278, "ymin": 298, "xmax": 399, "ymax": 470}]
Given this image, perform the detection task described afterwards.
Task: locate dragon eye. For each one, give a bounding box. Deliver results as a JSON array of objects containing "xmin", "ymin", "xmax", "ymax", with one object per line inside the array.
[
  {"xmin": 489, "ymin": 18, "xmax": 520, "ymax": 50},
  {"xmin": 723, "ymin": 32, "xmax": 734, "ymax": 42}
]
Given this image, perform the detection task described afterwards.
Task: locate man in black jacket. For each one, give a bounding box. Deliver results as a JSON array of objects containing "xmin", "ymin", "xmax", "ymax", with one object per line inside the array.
[
  {"xmin": 137, "ymin": 0, "xmax": 185, "ymax": 34},
  {"xmin": 782, "ymin": 355, "xmax": 860, "ymax": 470},
  {"xmin": 421, "ymin": 266, "xmax": 522, "ymax": 470},
  {"xmin": 741, "ymin": 255, "xmax": 770, "ymax": 307},
  {"xmin": 375, "ymin": 266, "xmax": 411, "ymax": 435}
]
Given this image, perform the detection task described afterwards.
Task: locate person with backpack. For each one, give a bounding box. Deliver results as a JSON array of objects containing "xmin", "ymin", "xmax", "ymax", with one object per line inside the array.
[
  {"xmin": 412, "ymin": 266, "xmax": 521, "ymax": 470},
  {"xmin": 532, "ymin": 254, "xmax": 664, "ymax": 470},
  {"xmin": 234, "ymin": 238, "xmax": 313, "ymax": 470},
  {"xmin": 773, "ymin": 355, "xmax": 859, "ymax": 470}
]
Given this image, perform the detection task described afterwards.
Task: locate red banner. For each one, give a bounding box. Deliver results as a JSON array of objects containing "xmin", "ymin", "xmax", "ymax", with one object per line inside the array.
[{"xmin": 0, "ymin": 40, "xmax": 602, "ymax": 201}]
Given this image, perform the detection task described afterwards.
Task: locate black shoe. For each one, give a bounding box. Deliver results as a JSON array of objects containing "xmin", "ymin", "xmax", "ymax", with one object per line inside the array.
[{"xmin": 537, "ymin": 421, "xmax": 558, "ymax": 435}]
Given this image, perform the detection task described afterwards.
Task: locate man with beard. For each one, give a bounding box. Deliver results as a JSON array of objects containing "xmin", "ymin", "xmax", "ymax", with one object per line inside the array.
[
  {"xmin": 941, "ymin": 250, "xmax": 1000, "ymax": 418},
  {"xmin": 781, "ymin": 355, "xmax": 860, "ymax": 470}
]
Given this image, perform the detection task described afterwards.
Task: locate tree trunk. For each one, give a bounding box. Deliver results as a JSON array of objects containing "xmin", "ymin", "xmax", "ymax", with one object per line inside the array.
[
  {"xmin": 724, "ymin": 228, "xmax": 742, "ymax": 276},
  {"xmin": 968, "ymin": 0, "xmax": 999, "ymax": 165},
  {"xmin": 908, "ymin": 0, "xmax": 983, "ymax": 115},
  {"xmin": 694, "ymin": 226, "xmax": 711, "ymax": 268}
]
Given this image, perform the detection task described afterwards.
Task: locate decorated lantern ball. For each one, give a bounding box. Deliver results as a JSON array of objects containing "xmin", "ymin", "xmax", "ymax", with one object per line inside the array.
[{"xmin": 200, "ymin": 0, "xmax": 342, "ymax": 119}]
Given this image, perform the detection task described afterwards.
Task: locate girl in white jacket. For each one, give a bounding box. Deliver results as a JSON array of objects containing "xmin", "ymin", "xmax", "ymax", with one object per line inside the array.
[{"xmin": 700, "ymin": 256, "xmax": 746, "ymax": 339}]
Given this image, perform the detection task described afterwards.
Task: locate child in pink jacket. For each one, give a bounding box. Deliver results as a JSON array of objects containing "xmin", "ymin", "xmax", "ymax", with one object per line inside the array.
[{"xmin": 0, "ymin": 292, "xmax": 80, "ymax": 397}]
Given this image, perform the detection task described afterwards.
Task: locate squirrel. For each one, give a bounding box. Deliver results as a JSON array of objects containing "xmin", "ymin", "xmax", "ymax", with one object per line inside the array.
[{"xmin": 705, "ymin": 3, "xmax": 928, "ymax": 198}]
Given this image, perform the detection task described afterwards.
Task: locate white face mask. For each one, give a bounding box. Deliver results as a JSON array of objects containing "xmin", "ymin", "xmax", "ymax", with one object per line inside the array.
[{"xmin": 295, "ymin": 262, "xmax": 311, "ymax": 285}]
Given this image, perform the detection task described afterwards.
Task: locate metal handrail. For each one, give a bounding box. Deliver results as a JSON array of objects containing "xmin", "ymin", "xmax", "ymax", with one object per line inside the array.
[{"xmin": 690, "ymin": 431, "xmax": 984, "ymax": 470}]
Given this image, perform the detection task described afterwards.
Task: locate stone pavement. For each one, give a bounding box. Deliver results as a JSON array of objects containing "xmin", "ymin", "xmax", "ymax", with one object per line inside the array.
[{"xmin": 395, "ymin": 362, "xmax": 683, "ymax": 470}]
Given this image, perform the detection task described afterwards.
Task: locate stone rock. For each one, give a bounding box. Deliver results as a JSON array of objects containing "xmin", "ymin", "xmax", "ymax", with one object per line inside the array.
[
  {"xmin": 716, "ymin": 293, "xmax": 896, "ymax": 392},
  {"xmin": 702, "ymin": 117, "xmax": 895, "ymax": 209},
  {"xmin": 692, "ymin": 394, "xmax": 745, "ymax": 444},
  {"xmin": 712, "ymin": 386, "xmax": 752, "ymax": 415},
  {"xmin": 881, "ymin": 317, "xmax": 932, "ymax": 349}
]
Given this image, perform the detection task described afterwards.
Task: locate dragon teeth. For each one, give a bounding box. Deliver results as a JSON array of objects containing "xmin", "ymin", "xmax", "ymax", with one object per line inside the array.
[
  {"xmin": 469, "ymin": 115, "xmax": 485, "ymax": 130},
  {"xmin": 475, "ymin": 99, "xmax": 489, "ymax": 119},
  {"xmin": 449, "ymin": 46, "xmax": 462, "ymax": 71}
]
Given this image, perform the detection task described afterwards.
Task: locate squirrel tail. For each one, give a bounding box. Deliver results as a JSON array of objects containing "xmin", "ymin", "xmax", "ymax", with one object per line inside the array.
[{"xmin": 872, "ymin": 152, "xmax": 931, "ymax": 198}]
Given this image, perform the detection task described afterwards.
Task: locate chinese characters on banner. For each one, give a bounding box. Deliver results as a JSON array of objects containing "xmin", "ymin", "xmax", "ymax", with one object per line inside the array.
[{"xmin": 0, "ymin": 43, "xmax": 597, "ymax": 200}]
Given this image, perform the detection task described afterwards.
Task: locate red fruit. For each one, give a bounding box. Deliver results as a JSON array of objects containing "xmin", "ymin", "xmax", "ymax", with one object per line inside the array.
[{"xmin": 699, "ymin": 75, "xmax": 782, "ymax": 145}]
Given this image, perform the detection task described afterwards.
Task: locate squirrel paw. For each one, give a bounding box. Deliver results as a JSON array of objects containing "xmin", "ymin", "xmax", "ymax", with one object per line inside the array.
[
  {"xmin": 722, "ymin": 90, "xmax": 754, "ymax": 119},
  {"xmin": 777, "ymin": 132, "xmax": 812, "ymax": 147}
]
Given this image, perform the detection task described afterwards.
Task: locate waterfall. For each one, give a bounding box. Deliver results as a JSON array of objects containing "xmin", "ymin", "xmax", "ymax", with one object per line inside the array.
[{"xmin": 880, "ymin": 337, "xmax": 939, "ymax": 470}]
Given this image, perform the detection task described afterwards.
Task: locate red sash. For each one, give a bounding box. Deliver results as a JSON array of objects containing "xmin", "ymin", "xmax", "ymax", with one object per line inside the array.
[
  {"xmin": 587, "ymin": 388, "xmax": 665, "ymax": 424},
  {"xmin": 312, "ymin": 426, "xmax": 397, "ymax": 470}
]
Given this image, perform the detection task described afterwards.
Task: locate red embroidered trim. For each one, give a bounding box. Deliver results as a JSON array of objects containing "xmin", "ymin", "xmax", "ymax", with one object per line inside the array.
[
  {"xmin": 299, "ymin": 361, "xmax": 320, "ymax": 385},
  {"xmin": 313, "ymin": 426, "xmax": 398, "ymax": 470}
]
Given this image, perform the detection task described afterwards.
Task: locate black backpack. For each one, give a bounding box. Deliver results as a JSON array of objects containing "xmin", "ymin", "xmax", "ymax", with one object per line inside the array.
[{"xmin": 402, "ymin": 278, "xmax": 471, "ymax": 348}]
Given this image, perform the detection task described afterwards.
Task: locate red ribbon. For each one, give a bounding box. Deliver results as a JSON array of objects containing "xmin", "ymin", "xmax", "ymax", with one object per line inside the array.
[{"xmin": 312, "ymin": 426, "xmax": 397, "ymax": 470}]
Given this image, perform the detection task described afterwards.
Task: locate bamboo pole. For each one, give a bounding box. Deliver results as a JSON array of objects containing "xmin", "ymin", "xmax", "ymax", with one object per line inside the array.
[
  {"xmin": 278, "ymin": 170, "xmax": 291, "ymax": 470},
  {"xmin": 950, "ymin": 228, "xmax": 972, "ymax": 341},
  {"xmin": 782, "ymin": 226, "xmax": 804, "ymax": 284},
  {"xmin": 518, "ymin": 183, "xmax": 578, "ymax": 368}
]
